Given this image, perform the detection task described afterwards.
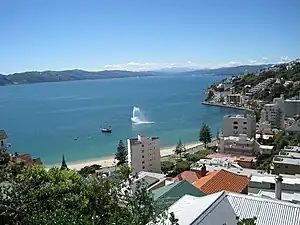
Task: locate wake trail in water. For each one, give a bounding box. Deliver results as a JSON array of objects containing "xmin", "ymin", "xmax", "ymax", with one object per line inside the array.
[{"xmin": 131, "ymin": 107, "xmax": 154, "ymax": 124}]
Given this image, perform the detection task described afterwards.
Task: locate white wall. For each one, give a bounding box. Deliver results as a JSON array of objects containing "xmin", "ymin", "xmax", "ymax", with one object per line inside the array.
[
  {"xmin": 223, "ymin": 114, "xmax": 256, "ymax": 139},
  {"xmin": 128, "ymin": 135, "xmax": 161, "ymax": 175}
]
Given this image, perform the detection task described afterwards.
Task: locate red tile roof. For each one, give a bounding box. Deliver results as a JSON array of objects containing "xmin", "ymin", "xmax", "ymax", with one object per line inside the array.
[
  {"xmin": 173, "ymin": 170, "xmax": 204, "ymax": 184},
  {"xmin": 194, "ymin": 169, "xmax": 249, "ymax": 194}
]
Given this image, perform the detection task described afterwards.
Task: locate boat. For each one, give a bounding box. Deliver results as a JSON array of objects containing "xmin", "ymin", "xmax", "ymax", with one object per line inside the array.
[{"xmin": 101, "ymin": 127, "xmax": 112, "ymax": 133}]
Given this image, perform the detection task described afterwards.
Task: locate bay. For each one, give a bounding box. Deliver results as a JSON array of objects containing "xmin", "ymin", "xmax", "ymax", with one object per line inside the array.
[{"xmin": 0, "ymin": 75, "xmax": 240, "ymax": 165}]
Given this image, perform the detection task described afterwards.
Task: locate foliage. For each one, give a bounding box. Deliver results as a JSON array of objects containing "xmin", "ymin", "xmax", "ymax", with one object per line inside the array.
[
  {"xmin": 115, "ymin": 140, "xmax": 127, "ymax": 166},
  {"xmin": 161, "ymin": 161, "xmax": 175, "ymax": 174},
  {"xmin": 186, "ymin": 149, "xmax": 214, "ymax": 163},
  {"xmin": 237, "ymin": 217, "xmax": 257, "ymax": 225},
  {"xmin": 78, "ymin": 164, "xmax": 102, "ymax": 177},
  {"xmin": 0, "ymin": 163, "xmax": 169, "ymax": 225},
  {"xmin": 174, "ymin": 139, "xmax": 185, "ymax": 158},
  {"xmin": 199, "ymin": 123, "xmax": 212, "ymax": 148},
  {"xmin": 174, "ymin": 160, "xmax": 191, "ymax": 175}
]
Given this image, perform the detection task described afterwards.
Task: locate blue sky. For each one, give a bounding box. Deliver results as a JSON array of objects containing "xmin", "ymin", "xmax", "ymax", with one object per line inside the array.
[{"xmin": 0, "ymin": 0, "xmax": 300, "ymax": 74}]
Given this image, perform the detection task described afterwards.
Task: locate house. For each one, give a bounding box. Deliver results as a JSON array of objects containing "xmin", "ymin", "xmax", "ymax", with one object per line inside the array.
[
  {"xmin": 206, "ymin": 153, "xmax": 257, "ymax": 168},
  {"xmin": 0, "ymin": 130, "xmax": 8, "ymax": 151},
  {"xmin": 156, "ymin": 192, "xmax": 237, "ymax": 225},
  {"xmin": 271, "ymin": 146, "xmax": 300, "ymax": 175},
  {"xmin": 152, "ymin": 180, "xmax": 206, "ymax": 209},
  {"xmin": 173, "ymin": 170, "xmax": 205, "ymax": 184},
  {"xmin": 127, "ymin": 135, "xmax": 161, "ymax": 175},
  {"xmin": 157, "ymin": 191, "xmax": 300, "ymax": 225},
  {"xmin": 285, "ymin": 123, "xmax": 300, "ymax": 136},
  {"xmin": 194, "ymin": 169, "xmax": 249, "ymax": 194},
  {"xmin": 219, "ymin": 134, "xmax": 260, "ymax": 156},
  {"xmin": 14, "ymin": 153, "xmax": 43, "ymax": 166},
  {"xmin": 130, "ymin": 171, "xmax": 166, "ymax": 192}
]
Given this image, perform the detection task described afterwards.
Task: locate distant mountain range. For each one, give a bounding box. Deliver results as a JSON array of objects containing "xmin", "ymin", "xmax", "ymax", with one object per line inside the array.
[{"xmin": 0, "ymin": 64, "xmax": 272, "ymax": 86}]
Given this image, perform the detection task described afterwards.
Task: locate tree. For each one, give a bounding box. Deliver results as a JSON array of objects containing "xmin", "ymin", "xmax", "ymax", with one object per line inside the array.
[
  {"xmin": 174, "ymin": 161, "xmax": 191, "ymax": 174},
  {"xmin": 60, "ymin": 154, "xmax": 68, "ymax": 170},
  {"xmin": 115, "ymin": 140, "xmax": 127, "ymax": 166},
  {"xmin": 199, "ymin": 123, "xmax": 212, "ymax": 148},
  {"xmin": 237, "ymin": 217, "xmax": 257, "ymax": 225},
  {"xmin": 0, "ymin": 165, "xmax": 169, "ymax": 225},
  {"xmin": 174, "ymin": 139, "xmax": 185, "ymax": 158},
  {"xmin": 161, "ymin": 161, "xmax": 175, "ymax": 174}
]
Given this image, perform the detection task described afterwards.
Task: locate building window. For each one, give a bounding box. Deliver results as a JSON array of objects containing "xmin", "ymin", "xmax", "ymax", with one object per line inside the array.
[
  {"xmin": 142, "ymin": 161, "xmax": 145, "ymax": 164},
  {"xmin": 142, "ymin": 144, "xmax": 144, "ymax": 147},
  {"xmin": 142, "ymin": 166, "xmax": 145, "ymax": 169},
  {"xmin": 142, "ymin": 155, "xmax": 144, "ymax": 158},
  {"xmin": 233, "ymin": 121, "xmax": 238, "ymax": 124},
  {"xmin": 233, "ymin": 126, "xmax": 238, "ymax": 129},
  {"xmin": 0, "ymin": 141, "xmax": 3, "ymax": 147},
  {"xmin": 141, "ymin": 150, "xmax": 144, "ymax": 153},
  {"xmin": 243, "ymin": 121, "xmax": 247, "ymax": 124},
  {"xmin": 285, "ymin": 165, "xmax": 288, "ymax": 169}
]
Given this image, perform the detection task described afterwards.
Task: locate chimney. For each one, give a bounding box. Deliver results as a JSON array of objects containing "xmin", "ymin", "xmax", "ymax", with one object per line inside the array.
[{"xmin": 275, "ymin": 175, "xmax": 283, "ymax": 200}]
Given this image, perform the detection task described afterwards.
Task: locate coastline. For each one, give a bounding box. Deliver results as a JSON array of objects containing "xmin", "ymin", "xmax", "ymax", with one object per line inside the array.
[
  {"xmin": 49, "ymin": 141, "xmax": 203, "ymax": 170},
  {"xmin": 201, "ymin": 101, "xmax": 254, "ymax": 112}
]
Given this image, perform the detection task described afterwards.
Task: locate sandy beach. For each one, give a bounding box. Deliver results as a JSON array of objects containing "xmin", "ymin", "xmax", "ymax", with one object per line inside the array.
[{"xmin": 51, "ymin": 141, "xmax": 203, "ymax": 170}]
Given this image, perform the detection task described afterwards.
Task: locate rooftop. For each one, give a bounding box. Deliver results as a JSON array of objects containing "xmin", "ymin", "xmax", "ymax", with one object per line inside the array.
[
  {"xmin": 131, "ymin": 171, "xmax": 166, "ymax": 191},
  {"xmin": 273, "ymin": 156, "xmax": 300, "ymax": 166},
  {"xmin": 284, "ymin": 146, "xmax": 300, "ymax": 152},
  {"xmin": 173, "ymin": 170, "xmax": 204, "ymax": 184},
  {"xmin": 159, "ymin": 191, "xmax": 300, "ymax": 225},
  {"xmin": 152, "ymin": 180, "xmax": 205, "ymax": 208},
  {"xmin": 206, "ymin": 153, "xmax": 257, "ymax": 163},
  {"xmin": 194, "ymin": 169, "xmax": 249, "ymax": 194}
]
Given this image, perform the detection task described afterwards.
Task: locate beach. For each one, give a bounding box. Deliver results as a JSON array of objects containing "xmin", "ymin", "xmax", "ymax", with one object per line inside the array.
[{"xmin": 51, "ymin": 141, "xmax": 203, "ymax": 170}]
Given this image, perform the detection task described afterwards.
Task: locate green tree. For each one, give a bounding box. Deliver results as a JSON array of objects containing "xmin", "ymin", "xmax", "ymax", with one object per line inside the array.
[
  {"xmin": 161, "ymin": 161, "xmax": 174, "ymax": 174},
  {"xmin": 115, "ymin": 140, "xmax": 127, "ymax": 166},
  {"xmin": 0, "ymin": 165, "xmax": 168, "ymax": 225},
  {"xmin": 199, "ymin": 123, "xmax": 212, "ymax": 148},
  {"xmin": 237, "ymin": 217, "xmax": 257, "ymax": 225},
  {"xmin": 174, "ymin": 139, "xmax": 185, "ymax": 158},
  {"xmin": 174, "ymin": 161, "xmax": 191, "ymax": 174}
]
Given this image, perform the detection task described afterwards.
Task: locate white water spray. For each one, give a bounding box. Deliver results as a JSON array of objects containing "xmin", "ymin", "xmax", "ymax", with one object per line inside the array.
[{"xmin": 131, "ymin": 107, "xmax": 154, "ymax": 124}]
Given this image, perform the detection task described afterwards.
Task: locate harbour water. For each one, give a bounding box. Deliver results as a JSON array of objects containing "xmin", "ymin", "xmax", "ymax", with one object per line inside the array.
[{"xmin": 0, "ymin": 75, "xmax": 241, "ymax": 165}]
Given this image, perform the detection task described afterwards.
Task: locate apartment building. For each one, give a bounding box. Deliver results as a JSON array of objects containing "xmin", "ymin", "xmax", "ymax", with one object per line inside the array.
[
  {"xmin": 261, "ymin": 103, "xmax": 284, "ymax": 129},
  {"xmin": 272, "ymin": 146, "xmax": 300, "ymax": 175},
  {"xmin": 222, "ymin": 113, "xmax": 256, "ymax": 138},
  {"xmin": 219, "ymin": 134, "xmax": 259, "ymax": 156},
  {"xmin": 127, "ymin": 135, "xmax": 161, "ymax": 175},
  {"xmin": 274, "ymin": 94, "xmax": 300, "ymax": 118},
  {"xmin": 225, "ymin": 94, "xmax": 244, "ymax": 106},
  {"xmin": 246, "ymin": 78, "xmax": 274, "ymax": 95}
]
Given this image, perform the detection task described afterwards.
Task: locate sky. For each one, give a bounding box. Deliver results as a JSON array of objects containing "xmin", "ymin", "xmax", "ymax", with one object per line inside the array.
[{"xmin": 0, "ymin": 0, "xmax": 300, "ymax": 74}]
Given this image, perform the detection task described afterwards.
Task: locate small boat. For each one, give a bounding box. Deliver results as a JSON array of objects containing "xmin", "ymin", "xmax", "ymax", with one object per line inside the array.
[{"xmin": 101, "ymin": 127, "xmax": 112, "ymax": 133}]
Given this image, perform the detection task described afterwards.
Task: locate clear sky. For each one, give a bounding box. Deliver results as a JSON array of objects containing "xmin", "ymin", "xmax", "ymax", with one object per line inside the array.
[{"xmin": 0, "ymin": 0, "xmax": 300, "ymax": 74}]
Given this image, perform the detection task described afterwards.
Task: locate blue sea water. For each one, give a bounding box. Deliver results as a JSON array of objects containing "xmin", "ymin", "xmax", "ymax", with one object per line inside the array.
[{"xmin": 0, "ymin": 75, "xmax": 241, "ymax": 165}]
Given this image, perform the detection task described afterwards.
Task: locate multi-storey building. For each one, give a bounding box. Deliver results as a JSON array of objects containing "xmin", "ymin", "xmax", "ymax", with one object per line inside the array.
[
  {"xmin": 127, "ymin": 135, "xmax": 161, "ymax": 175},
  {"xmin": 222, "ymin": 113, "xmax": 256, "ymax": 139}
]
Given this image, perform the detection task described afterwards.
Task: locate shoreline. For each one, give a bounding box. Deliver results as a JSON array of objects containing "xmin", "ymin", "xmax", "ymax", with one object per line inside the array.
[
  {"xmin": 48, "ymin": 141, "xmax": 203, "ymax": 170},
  {"xmin": 201, "ymin": 101, "xmax": 254, "ymax": 112}
]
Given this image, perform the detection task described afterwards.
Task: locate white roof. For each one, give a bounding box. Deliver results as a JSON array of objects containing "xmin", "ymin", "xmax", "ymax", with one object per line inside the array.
[
  {"xmin": 255, "ymin": 190, "xmax": 300, "ymax": 203},
  {"xmin": 227, "ymin": 192, "xmax": 300, "ymax": 225},
  {"xmin": 260, "ymin": 145, "xmax": 274, "ymax": 150},
  {"xmin": 250, "ymin": 175, "xmax": 300, "ymax": 185}
]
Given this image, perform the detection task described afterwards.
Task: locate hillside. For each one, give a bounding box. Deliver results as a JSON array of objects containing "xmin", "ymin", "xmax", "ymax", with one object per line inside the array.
[
  {"xmin": 0, "ymin": 64, "xmax": 273, "ymax": 86},
  {"xmin": 0, "ymin": 70, "xmax": 158, "ymax": 86},
  {"xmin": 178, "ymin": 64, "xmax": 272, "ymax": 76}
]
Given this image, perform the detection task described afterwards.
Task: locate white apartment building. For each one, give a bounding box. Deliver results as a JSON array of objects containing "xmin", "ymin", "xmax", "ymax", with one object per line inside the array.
[
  {"xmin": 127, "ymin": 135, "xmax": 161, "ymax": 175},
  {"xmin": 262, "ymin": 103, "xmax": 284, "ymax": 129},
  {"xmin": 222, "ymin": 113, "xmax": 256, "ymax": 138},
  {"xmin": 219, "ymin": 134, "xmax": 259, "ymax": 156}
]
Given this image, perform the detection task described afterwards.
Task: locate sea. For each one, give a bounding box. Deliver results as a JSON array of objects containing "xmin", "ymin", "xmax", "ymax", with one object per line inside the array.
[{"xmin": 0, "ymin": 75, "xmax": 241, "ymax": 165}]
